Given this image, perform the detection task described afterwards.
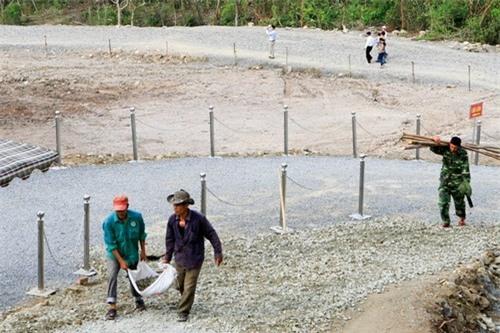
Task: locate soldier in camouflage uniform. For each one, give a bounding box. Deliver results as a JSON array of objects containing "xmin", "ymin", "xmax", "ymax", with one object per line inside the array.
[{"xmin": 430, "ymin": 136, "xmax": 470, "ymax": 227}]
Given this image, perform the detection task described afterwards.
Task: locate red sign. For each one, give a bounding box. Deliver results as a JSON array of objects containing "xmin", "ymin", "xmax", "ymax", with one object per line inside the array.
[{"xmin": 469, "ymin": 102, "xmax": 483, "ymax": 119}]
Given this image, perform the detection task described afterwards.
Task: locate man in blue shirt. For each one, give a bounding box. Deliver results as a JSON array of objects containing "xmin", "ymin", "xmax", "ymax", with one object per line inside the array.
[
  {"xmin": 102, "ymin": 195, "xmax": 147, "ymax": 320},
  {"xmin": 163, "ymin": 189, "xmax": 223, "ymax": 322}
]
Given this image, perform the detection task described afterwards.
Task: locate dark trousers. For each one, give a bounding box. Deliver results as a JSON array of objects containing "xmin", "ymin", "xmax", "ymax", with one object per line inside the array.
[
  {"xmin": 438, "ymin": 185, "xmax": 466, "ymax": 224},
  {"xmin": 365, "ymin": 46, "xmax": 373, "ymax": 63},
  {"xmin": 377, "ymin": 52, "xmax": 387, "ymax": 65},
  {"xmin": 175, "ymin": 263, "xmax": 202, "ymax": 315},
  {"xmin": 106, "ymin": 259, "xmax": 142, "ymax": 304}
]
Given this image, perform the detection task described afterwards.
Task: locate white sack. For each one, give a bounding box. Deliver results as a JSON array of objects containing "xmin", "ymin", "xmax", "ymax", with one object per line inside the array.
[{"xmin": 128, "ymin": 261, "xmax": 177, "ymax": 297}]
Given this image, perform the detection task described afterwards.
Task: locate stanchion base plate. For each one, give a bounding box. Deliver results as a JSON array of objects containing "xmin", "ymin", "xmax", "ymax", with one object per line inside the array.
[
  {"xmin": 349, "ymin": 213, "xmax": 372, "ymax": 220},
  {"xmin": 73, "ymin": 268, "xmax": 98, "ymax": 277},
  {"xmin": 50, "ymin": 166, "xmax": 68, "ymax": 170},
  {"xmin": 270, "ymin": 226, "xmax": 295, "ymax": 234},
  {"xmin": 26, "ymin": 287, "xmax": 57, "ymax": 298},
  {"xmin": 128, "ymin": 160, "xmax": 145, "ymax": 164}
]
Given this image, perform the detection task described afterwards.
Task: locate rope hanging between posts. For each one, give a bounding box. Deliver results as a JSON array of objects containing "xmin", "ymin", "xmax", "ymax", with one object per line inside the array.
[
  {"xmin": 286, "ymin": 174, "xmax": 356, "ymax": 192},
  {"xmin": 286, "ymin": 175, "xmax": 320, "ymax": 191},
  {"xmin": 288, "ymin": 117, "xmax": 317, "ymax": 133},
  {"xmin": 42, "ymin": 228, "xmax": 65, "ymax": 267},
  {"xmin": 135, "ymin": 118, "xmax": 171, "ymax": 131},
  {"xmin": 482, "ymin": 131, "xmax": 500, "ymax": 141},
  {"xmin": 355, "ymin": 119, "xmax": 378, "ymax": 138},
  {"xmin": 206, "ymin": 187, "xmax": 260, "ymax": 207},
  {"xmin": 419, "ymin": 122, "xmax": 435, "ymax": 135},
  {"xmin": 213, "ymin": 116, "xmax": 260, "ymax": 135}
]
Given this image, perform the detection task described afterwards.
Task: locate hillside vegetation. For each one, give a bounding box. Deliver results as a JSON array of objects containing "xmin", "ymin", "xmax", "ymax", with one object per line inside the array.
[{"xmin": 0, "ymin": 0, "xmax": 499, "ymax": 44}]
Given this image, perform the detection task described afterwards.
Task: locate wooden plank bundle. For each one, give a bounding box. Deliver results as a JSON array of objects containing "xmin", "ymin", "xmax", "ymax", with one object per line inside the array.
[{"xmin": 401, "ymin": 133, "xmax": 500, "ymax": 161}]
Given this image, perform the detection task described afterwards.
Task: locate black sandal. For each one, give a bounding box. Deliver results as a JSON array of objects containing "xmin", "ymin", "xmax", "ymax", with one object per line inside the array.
[{"xmin": 105, "ymin": 308, "xmax": 117, "ymax": 320}]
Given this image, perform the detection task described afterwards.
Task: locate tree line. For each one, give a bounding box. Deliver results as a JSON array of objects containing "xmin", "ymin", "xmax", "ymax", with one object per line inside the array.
[{"xmin": 1, "ymin": 0, "xmax": 499, "ymax": 44}]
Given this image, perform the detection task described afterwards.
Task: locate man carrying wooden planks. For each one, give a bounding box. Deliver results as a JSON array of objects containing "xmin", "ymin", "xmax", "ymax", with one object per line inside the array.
[{"xmin": 430, "ymin": 136, "xmax": 471, "ymax": 228}]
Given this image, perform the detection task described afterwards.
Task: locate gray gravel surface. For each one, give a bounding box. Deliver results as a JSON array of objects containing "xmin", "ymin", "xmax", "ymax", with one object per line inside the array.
[
  {"xmin": 0, "ymin": 155, "xmax": 499, "ymax": 311},
  {"xmin": 2, "ymin": 217, "xmax": 498, "ymax": 333},
  {"xmin": 0, "ymin": 25, "xmax": 498, "ymax": 89}
]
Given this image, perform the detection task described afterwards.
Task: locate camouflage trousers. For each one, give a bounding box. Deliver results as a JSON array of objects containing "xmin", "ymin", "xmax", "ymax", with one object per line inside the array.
[{"xmin": 438, "ymin": 184, "xmax": 466, "ymax": 224}]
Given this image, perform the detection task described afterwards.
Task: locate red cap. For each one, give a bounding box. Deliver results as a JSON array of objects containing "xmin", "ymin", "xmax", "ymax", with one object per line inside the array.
[{"xmin": 113, "ymin": 195, "xmax": 129, "ymax": 211}]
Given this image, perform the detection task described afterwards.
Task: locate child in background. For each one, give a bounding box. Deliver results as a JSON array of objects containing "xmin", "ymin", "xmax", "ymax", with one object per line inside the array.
[
  {"xmin": 266, "ymin": 25, "xmax": 277, "ymax": 59},
  {"xmin": 376, "ymin": 37, "xmax": 387, "ymax": 67}
]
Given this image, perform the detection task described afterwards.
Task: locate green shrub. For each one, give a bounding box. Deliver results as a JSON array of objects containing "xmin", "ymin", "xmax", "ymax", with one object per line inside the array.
[
  {"xmin": 4, "ymin": 2, "xmax": 22, "ymax": 25},
  {"xmin": 220, "ymin": 1, "xmax": 235, "ymax": 25},
  {"xmin": 429, "ymin": 0, "xmax": 468, "ymax": 34}
]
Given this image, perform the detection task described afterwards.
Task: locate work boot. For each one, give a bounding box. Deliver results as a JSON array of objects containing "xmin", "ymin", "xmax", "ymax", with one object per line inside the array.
[
  {"xmin": 442, "ymin": 223, "xmax": 451, "ymax": 228},
  {"xmin": 177, "ymin": 312, "xmax": 189, "ymax": 322},
  {"xmin": 135, "ymin": 299, "xmax": 146, "ymax": 311},
  {"xmin": 105, "ymin": 308, "xmax": 117, "ymax": 320},
  {"xmin": 458, "ymin": 218, "xmax": 466, "ymax": 227}
]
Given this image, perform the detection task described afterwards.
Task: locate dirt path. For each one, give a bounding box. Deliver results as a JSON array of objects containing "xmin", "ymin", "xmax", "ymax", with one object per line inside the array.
[
  {"xmin": 1, "ymin": 47, "xmax": 499, "ymax": 166},
  {"xmin": 0, "ymin": 25, "xmax": 499, "ymax": 89},
  {"xmin": 334, "ymin": 275, "xmax": 441, "ymax": 333}
]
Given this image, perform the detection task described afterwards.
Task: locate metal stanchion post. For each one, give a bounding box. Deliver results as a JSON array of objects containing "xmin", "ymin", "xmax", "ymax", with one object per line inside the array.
[
  {"xmin": 55, "ymin": 111, "xmax": 62, "ymax": 164},
  {"xmin": 350, "ymin": 155, "xmax": 371, "ymax": 220},
  {"xmin": 37, "ymin": 212, "xmax": 44, "ymax": 290},
  {"xmin": 283, "ymin": 105, "xmax": 289, "ymax": 156},
  {"xmin": 348, "ymin": 54, "xmax": 352, "ymax": 77},
  {"xmin": 280, "ymin": 162, "xmax": 287, "ymax": 229},
  {"xmin": 468, "ymin": 65, "xmax": 471, "ymax": 92},
  {"xmin": 108, "ymin": 39, "xmax": 112, "ymax": 57},
  {"xmin": 200, "ymin": 173, "xmax": 207, "ymax": 216},
  {"xmin": 166, "ymin": 40, "xmax": 169, "ymax": 56},
  {"xmin": 412, "ymin": 61, "xmax": 415, "ymax": 83},
  {"xmin": 27, "ymin": 212, "xmax": 56, "ymax": 297},
  {"xmin": 130, "ymin": 107, "xmax": 138, "ymax": 161},
  {"xmin": 475, "ymin": 120, "xmax": 481, "ymax": 165},
  {"xmin": 209, "ymin": 106, "xmax": 215, "ymax": 158},
  {"xmin": 416, "ymin": 114, "xmax": 421, "ymax": 160},
  {"xmin": 351, "ymin": 112, "xmax": 357, "ymax": 158},
  {"xmin": 74, "ymin": 196, "xmax": 97, "ymax": 278},
  {"xmin": 44, "ymin": 35, "xmax": 48, "ymax": 57},
  {"xmin": 83, "ymin": 195, "xmax": 90, "ymax": 270},
  {"xmin": 271, "ymin": 163, "xmax": 293, "ymax": 234},
  {"xmin": 233, "ymin": 42, "xmax": 237, "ymax": 66}
]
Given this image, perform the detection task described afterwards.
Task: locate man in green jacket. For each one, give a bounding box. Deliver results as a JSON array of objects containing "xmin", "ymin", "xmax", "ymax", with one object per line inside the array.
[
  {"xmin": 102, "ymin": 195, "xmax": 147, "ymax": 320},
  {"xmin": 430, "ymin": 136, "xmax": 471, "ymax": 227}
]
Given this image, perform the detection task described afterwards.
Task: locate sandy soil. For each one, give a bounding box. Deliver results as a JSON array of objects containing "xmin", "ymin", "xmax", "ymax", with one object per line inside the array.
[
  {"xmin": 334, "ymin": 275, "xmax": 441, "ymax": 333},
  {"xmin": 0, "ymin": 47, "xmax": 499, "ymax": 166}
]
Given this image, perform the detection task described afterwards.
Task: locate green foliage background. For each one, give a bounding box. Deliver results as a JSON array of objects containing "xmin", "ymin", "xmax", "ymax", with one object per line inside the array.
[{"xmin": 0, "ymin": 0, "xmax": 499, "ymax": 44}]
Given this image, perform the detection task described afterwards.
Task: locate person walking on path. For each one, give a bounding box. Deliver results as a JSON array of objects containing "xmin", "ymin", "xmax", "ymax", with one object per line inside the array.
[
  {"xmin": 163, "ymin": 189, "xmax": 223, "ymax": 322},
  {"xmin": 365, "ymin": 31, "xmax": 377, "ymax": 63},
  {"xmin": 102, "ymin": 195, "xmax": 148, "ymax": 320},
  {"xmin": 376, "ymin": 35, "xmax": 387, "ymax": 67},
  {"xmin": 266, "ymin": 25, "xmax": 277, "ymax": 59},
  {"xmin": 430, "ymin": 136, "xmax": 471, "ymax": 228}
]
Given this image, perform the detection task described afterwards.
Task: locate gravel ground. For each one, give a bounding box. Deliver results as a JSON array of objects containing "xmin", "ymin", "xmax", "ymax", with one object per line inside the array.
[
  {"xmin": 0, "ymin": 156, "xmax": 499, "ymax": 312},
  {"xmin": 0, "ymin": 25, "xmax": 498, "ymax": 90},
  {"xmin": 0, "ymin": 217, "xmax": 498, "ymax": 333}
]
